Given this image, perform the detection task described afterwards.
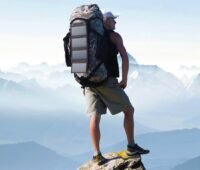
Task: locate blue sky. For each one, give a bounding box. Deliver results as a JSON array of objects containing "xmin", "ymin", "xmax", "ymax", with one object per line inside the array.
[{"xmin": 0, "ymin": 0, "xmax": 200, "ymax": 73}]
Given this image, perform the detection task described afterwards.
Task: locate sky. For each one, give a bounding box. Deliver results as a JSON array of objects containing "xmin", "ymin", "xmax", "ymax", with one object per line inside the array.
[{"xmin": 0, "ymin": 0, "xmax": 200, "ymax": 74}]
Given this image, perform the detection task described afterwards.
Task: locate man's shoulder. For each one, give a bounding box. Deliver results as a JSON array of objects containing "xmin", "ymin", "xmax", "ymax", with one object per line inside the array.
[
  {"xmin": 109, "ymin": 31, "xmax": 121, "ymax": 37},
  {"xmin": 109, "ymin": 31, "xmax": 122, "ymax": 44}
]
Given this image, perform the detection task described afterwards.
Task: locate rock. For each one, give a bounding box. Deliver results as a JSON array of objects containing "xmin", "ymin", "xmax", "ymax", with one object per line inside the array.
[{"xmin": 78, "ymin": 152, "xmax": 145, "ymax": 170}]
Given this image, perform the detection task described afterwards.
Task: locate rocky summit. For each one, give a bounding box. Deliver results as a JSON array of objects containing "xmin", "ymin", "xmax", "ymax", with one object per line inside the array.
[{"xmin": 78, "ymin": 152, "xmax": 145, "ymax": 170}]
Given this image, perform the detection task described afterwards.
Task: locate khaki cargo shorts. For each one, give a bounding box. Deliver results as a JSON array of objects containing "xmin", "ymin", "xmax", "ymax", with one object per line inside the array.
[{"xmin": 85, "ymin": 77, "xmax": 133, "ymax": 117}]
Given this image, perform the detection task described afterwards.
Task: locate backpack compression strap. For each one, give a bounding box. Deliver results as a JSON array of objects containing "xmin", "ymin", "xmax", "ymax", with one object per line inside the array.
[{"xmin": 75, "ymin": 61, "xmax": 108, "ymax": 88}]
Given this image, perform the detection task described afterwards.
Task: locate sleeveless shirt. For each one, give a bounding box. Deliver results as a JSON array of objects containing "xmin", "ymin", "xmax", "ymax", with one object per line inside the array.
[{"xmin": 104, "ymin": 30, "xmax": 119, "ymax": 77}]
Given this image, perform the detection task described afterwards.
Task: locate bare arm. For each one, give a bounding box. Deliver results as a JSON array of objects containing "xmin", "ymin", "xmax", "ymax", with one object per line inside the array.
[{"xmin": 110, "ymin": 32, "xmax": 129, "ymax": 89}]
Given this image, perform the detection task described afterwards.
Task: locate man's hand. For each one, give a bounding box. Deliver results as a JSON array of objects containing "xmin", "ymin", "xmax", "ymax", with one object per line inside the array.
[{"xmin": 118, "ymin": 79, "xmax": 127, "ymax": 89}]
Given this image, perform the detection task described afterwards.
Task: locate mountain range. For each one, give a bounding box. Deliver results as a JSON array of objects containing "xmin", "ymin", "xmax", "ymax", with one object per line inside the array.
[
  {"xmin": 0, "ymin": 142, "xmax": 77, "ymax": 170},
  {"xmin": 0, "ymin": 53, "xmax": 200, "ymax": 130},
  {"xmin": 105, "ymin": 128, "xmax": 200, "ymax": 170},
  {"xmin": 0, "ymin": 54, "xmax": 200, "ymax": 170},
  {"xmin": 172, "ymin": 155, "xmax": 200, "ymax": 170},
  {"xmin": 72, "ymin": 128, "xmax": 200, "ymax": 170},
  {"xmin": 1, "ymin": 129, "xmax": 199, "ymax": 170},
  {"xmin": 0, "ymin": 109, "xmax": 154, "ymax": 157}
]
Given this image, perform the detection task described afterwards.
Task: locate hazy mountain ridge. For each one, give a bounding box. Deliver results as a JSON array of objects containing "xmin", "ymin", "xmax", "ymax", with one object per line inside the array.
[
  {"xmin": 0, "ymin": 111, "xmax": 154, "ymax": 157},
  {"xmin": 1, "ymin": 129, "xmax": 199, "ymax": 170},
  {"xmin": 71, "ymin": 128, "xmax": 200, "ymax": 170},
  {"xmin": 0, "ymin": 141, "xmax": 77, "ymax": 170},
  {"xmin": 1, "ymin": 55, "xmax": 199, "ymax": 94},
  {"xmin": 104, "ymin": 128, "xmax": 200, "ymax": 159},
  {"xmin": 172, "ymin": 155, "xmax": 200, "ymax": 170},
  {"xmin": 102, "ymin": 128, "xmax": 200, "ymax": 170},
  {"xmin": 189, "ymin": 73, "xmax": 200, "ymax": 96},
  {"xmin": 0, "ymin": 70, "xmax": 26, "ymax": 82},
  {"xmin": 0, "ymin": 77, "xmax": 27, "ymax": 92},
  {"xmin": 0, "ymin": 76, "xmax": 83, "ymax": 112}
]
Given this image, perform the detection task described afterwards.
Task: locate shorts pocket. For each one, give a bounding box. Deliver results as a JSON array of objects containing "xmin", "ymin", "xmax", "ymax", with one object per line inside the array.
[{"xmin": 107, "ymin": 78, "xmax": 118, "ymax": 88}]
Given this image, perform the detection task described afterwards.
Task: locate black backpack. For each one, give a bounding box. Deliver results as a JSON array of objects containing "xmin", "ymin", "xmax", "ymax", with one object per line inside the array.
[{"xmin": 63, "ymin": 4, "xmax": 109, "ymax": 87}]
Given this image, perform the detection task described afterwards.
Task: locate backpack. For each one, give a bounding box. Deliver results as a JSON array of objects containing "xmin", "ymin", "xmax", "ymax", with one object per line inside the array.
[{"xmin": 63, "ymin": 4, "xmax": 108, "ymax": 87}]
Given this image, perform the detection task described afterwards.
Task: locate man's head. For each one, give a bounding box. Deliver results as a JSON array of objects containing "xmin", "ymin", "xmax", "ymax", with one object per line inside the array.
[{"xmin": 103, "ymin": 11, "xmax": 119, "ymax": 30}]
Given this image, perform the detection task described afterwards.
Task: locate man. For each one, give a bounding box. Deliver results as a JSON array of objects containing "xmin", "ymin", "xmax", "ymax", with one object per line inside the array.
[{"xmin": 84, "ymin": 11, "xmax": 149, "ymax": 165}]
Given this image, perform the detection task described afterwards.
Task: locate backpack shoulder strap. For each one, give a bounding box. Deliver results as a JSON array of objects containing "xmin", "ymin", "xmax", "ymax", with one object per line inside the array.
[{"xmin": 63, "ymin": 32, "xmax": 71, "ymax": 66}]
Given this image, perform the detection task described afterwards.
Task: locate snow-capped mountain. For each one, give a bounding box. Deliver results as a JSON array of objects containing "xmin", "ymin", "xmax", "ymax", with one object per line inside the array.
[
  {"xmin": 0, "ymin": 53, "xmax": 200, "ymax": 130},
  {"xmin": 7, "ymin": 62, "xmax": 74, "ymax": 88},
  {"xmin": 118, "ymin": 52, "xmax": 138, "ymax": 66},
  {"xmin": 177, "ymin": 65, "xmax": 200, "ymax": 78},
  {"xmin": 127, "ymin": 64, "xmax": 186, "ymax": 105},
  {"xmin": 0, "ymin": 70, "xmax": 26, "ymax": 82},
  {"xmin": 175, "ymin": 65, "xmax": 200, "ymax": 89},
  {"xmin": 189, "ymin": 73, "xmax": 200, "ymax": 97}
]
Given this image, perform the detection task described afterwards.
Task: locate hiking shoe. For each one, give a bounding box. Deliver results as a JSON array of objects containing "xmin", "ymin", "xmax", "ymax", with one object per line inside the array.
[
  {"xmin": 93, "ymin": 153, "xmax": 107, "ymax": 165},
  {"xmin": 127, "ymin": 144, "xmax": 150, "ymax": 155}
]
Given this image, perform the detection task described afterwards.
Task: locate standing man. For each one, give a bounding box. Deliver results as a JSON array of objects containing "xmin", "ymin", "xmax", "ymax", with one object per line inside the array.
[{"xmin": 84, "ymin": 11, "xmax": 149, "ymax": 165}]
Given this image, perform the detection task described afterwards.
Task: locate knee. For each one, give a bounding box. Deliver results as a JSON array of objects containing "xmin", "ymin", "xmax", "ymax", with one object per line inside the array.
[
  {"xmin": 131, "ymin": 106, "xmax": 135, "ymax": 114},
  {"xmin": 124, "ymin": 106, "xmax": 135, "ymax": 116},
  {"xmin": 90, "ymin": 114, "xmax": 101, "ymax": 128}
]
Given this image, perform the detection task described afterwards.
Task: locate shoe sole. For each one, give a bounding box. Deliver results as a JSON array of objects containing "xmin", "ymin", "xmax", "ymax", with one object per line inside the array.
[{"xmin": 127, "ymin": 150, "xmax": 150, "ymax": 156}]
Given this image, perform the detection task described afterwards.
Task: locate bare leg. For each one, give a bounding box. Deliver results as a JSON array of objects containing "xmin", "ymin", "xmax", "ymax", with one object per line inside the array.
[
  {"xmin": 90, "ymin": 114, "xmax": 101, "ymax": 154},
  {"xmin": 123, "ymin": 107, "xmax": 135, "ymax": 145}
]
